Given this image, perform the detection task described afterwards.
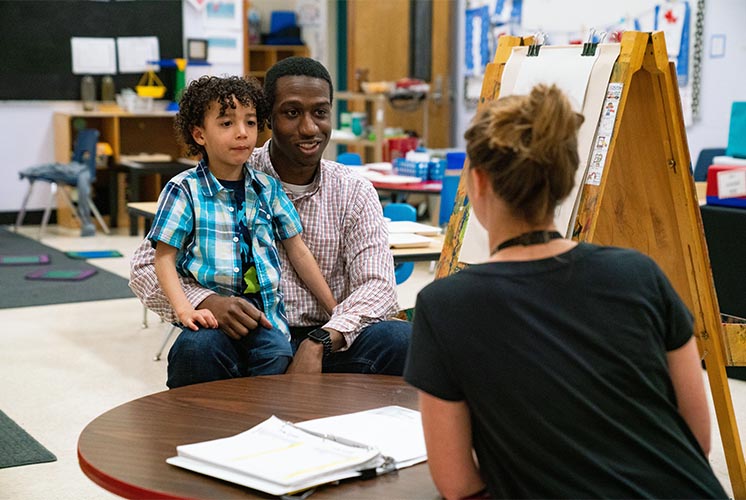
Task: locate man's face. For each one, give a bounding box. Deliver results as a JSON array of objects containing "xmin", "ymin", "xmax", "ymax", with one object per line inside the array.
[{"xmin": 269, "ymin": 75, "xmax": 332, "ymax": 173}]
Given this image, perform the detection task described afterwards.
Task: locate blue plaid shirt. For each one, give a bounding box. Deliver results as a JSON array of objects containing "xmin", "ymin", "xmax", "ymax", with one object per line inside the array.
[{"xmin": 147, "ymin": 161, "xmax": 302, "ymax": 337}]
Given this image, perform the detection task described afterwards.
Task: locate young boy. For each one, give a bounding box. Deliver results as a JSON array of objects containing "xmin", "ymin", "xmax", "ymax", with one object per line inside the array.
[{"xmin": 148, "ymin": 75, "xmax": 336, "ymax": 379}]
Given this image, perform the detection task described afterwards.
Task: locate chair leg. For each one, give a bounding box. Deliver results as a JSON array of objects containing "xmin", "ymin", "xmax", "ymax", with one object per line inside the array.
[
  {"xmin": 40, "ymin": 183, "xmax": 59, "ymax": 239},
  {"xmin": 89, "ymin": 197, "xmax": 110, "ymax": 234},
  {"xmin": 14, "ymin": 181, "xmax": 35, "ymax": 232},
  {"xmin": 153, "ymin": 325, "xmax": 179, "ymax": 361}
]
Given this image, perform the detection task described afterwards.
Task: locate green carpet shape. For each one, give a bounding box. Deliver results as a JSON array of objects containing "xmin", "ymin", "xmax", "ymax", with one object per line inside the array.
[
  {"xmin": 0, "ymin": 410, "xmax": 56, "ymax": 469},
  {"xmin": 0, "ymin": 227, "xmax": 134, "ymax": 308}
]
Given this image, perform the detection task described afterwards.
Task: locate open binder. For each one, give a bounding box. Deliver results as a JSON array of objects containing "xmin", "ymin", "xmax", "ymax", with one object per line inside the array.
[{"xmin": 167, "ymin": 405, "xmax": 427, "ymax": 496}]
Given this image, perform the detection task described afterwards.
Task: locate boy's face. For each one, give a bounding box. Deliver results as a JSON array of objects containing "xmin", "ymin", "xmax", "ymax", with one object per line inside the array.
[
  {"xmin": 191, "ymin": 96, "xmax": 258, "ymax": 179},
  {"xmin": 268, "ymin": 75, "xmax": 332, "ymax": 182}
]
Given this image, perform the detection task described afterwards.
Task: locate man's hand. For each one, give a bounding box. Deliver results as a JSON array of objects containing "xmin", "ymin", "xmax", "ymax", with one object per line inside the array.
[
  {"xmin": 286, "ymin": 339, "xmax": 324, "ymax": 374},
  {"xmin": 197, "ymin": 295, "xmax": 273, "ymax": 340},
  {"xmin": 286, "ymin": 328, "xmax": 346, "ymax": 374}
]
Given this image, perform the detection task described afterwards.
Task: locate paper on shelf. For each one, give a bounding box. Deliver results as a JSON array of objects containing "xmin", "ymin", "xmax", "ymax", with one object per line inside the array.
[
  {"xmin": 388, "ymin": 233, "xmax": 434, "ymax": 248},
  {"xmin": 387, "ymin": 221, "xmax": 442, "ymax": 236}
]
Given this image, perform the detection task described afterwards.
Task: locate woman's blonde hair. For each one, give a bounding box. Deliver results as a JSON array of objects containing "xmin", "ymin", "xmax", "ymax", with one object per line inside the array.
[{"xmin": 464, "ymin": 84, "xmax": 584, "ymax": 225}]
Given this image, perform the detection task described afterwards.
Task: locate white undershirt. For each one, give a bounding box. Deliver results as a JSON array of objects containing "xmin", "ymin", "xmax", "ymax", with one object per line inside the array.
[{"xmin": 281, "ymin": 181, "xmax": 315, "ymax": 195}]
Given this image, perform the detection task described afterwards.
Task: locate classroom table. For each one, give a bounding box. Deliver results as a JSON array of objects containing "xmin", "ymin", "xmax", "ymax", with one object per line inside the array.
[
  {"xmin": 127, "ymin": 202, "xmax": 444, "ymax": 263},
  {"xmin": 77, "ymin": 374, "xmax": 437, "ymax": 499}
]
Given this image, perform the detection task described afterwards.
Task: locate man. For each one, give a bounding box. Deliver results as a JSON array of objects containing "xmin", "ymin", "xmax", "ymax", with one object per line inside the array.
[{"xmin": 130, "ymin": 57, "xmax": 411, "ymax": 388}]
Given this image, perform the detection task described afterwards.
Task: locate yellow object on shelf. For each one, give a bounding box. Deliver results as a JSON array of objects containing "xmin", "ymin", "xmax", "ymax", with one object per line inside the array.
[{"xmin": 135, "ymin": 69, "xmax": 166, "ymax": 99}]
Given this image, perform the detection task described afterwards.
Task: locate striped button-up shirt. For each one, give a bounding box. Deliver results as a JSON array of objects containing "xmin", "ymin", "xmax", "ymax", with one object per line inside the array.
[
  {"xmin": 146, "ymin": 160, "xmax": 302, "ymax": 337},
  {"xmin": 130, "ymin": 141, "xmax": 399, "ymax": 348}
]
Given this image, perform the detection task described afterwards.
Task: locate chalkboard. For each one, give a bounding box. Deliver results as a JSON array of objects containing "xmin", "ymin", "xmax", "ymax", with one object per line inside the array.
[{"xmin": 0, "ymin": 0, "xmax": 183, "ymax": 100}]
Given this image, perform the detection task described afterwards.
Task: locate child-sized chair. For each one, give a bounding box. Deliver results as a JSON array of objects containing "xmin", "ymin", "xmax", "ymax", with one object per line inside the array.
[
  {"xmin": 336, "ymin": 152, "xmax": 363, "ymax": 166},
  {"xmin": 384, "ymin": 202, "xmax": 417, "ymax": 284},
  {"xmin": 15, "ymin": 128, "xmax": 109, "ymax": 238}
]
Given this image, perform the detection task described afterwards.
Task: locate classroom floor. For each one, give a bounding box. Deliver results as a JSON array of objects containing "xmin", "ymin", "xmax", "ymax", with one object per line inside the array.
[{"xmin": 0, "ymin": 224, "xmax": 742, "ymax": 499}]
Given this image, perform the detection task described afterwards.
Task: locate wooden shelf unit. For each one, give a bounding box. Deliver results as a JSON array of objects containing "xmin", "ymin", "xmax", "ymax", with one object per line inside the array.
[
  {"xmin": 332, "ymin": 91, "xmax": 387, "ymax": 163},
  {"xmin": 244, "ymin": 44, "xmax": 309, "ymax": 81},
  {"xmin": 53, "ymin": 111, "xmax": 184, "ymax": 228}
]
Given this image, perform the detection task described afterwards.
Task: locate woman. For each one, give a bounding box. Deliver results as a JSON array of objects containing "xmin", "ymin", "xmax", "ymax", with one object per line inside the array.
[{"xmin": 404, "ymin": 84, "xmax": 726, "ymax": 499}]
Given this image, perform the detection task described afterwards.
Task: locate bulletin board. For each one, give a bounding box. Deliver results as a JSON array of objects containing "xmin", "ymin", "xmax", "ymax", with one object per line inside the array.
[{"xmin": 0, "ymin": 1, "xmax": 183, "ymax": 100}]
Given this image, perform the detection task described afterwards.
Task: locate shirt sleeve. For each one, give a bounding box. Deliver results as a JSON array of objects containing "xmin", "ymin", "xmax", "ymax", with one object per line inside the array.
[
  {"xmin": 268, "ymin": 179, "xmax": 303, "ymax": 240},
  {"xmin": 129, "ymin": 238, "xmax": 215, "ymax": 324},
  {"xmin": 323, "ymin": 179, "xmax": 399, "ymax": 347},
  {"xmin": 147, "ymin": 181, "xmax": 194, "ymax": 250},
  {"xmin": 404, "ymin": 290, "xmax": 464, "ymax": 401}
]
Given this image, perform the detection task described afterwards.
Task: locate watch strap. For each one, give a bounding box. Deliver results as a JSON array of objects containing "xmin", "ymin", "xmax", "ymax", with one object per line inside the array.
[{"xmin": 307, "ymin": 328, "xmax": 333, "ymax": 357}]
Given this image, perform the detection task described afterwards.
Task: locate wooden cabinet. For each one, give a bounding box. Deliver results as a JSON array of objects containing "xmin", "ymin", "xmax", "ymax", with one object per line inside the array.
[{"xmin": 53, "ymin": 111, "xmax": 184, "ymax": 228}]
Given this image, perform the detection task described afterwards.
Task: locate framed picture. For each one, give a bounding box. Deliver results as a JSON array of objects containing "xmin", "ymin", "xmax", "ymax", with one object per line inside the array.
[{"xmin": 187, "ymin": 38, "xmax": 209, "ymax": 61}]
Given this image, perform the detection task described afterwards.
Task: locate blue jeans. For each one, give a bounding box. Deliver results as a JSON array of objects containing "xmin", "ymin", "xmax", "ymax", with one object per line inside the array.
[
  {"xmin": 167, "ymin": 324, "xmax": 293, "ymax": 389},
  {"xmin": 166, "ymin": 319, "xmax": 412, "ymax": 389},
  {"xmin": 289, "ymin": 320, "xmax": 412, "ymax": 375}
]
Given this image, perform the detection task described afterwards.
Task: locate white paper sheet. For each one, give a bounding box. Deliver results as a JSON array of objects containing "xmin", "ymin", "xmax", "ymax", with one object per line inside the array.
[
  {"xmin": 117, "ymin": 37, "xmax": 160, "ymax": 74},
  {"xmin": 458, "ymin": 43, "xmax": 621, "ymax": 264},
  {"xmin": 297, "ymin": 406, "xmax": 426, "ymax": 468},
  {"xmin": 71, "ymin": 37, "xmax": 116, "ymax": 75}
]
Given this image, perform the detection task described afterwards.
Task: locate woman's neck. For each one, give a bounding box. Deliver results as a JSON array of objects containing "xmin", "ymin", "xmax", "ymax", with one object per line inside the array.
[{"xmin": 484, "ymin": 214, "xmax": 576, "ymax": 262}]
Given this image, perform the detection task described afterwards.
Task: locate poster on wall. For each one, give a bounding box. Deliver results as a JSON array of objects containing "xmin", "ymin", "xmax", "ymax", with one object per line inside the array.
[
  {"xmin": 463, "ymin": 0, "xmax": 698, "ymax": 123},
  {"xmin": 203, "ymin": 0, "xmax": 242, "ymax": 31}
]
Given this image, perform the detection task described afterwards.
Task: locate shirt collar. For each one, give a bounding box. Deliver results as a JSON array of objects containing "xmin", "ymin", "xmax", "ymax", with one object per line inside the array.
[
  {"xmin": 195, "ymin": 160, "xmax": 267, "ymax": 196},
  {"xmin": 254, "ymin": 140, "xmax": 322, "ymax": 199}
]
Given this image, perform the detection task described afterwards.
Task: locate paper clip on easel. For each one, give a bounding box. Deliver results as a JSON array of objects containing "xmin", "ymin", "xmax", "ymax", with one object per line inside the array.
[
  {"xmin": 527, "ymin": 32, "xmax": 546, "ymax": 57},
  {"xmin": 582, "ymin": 29, "xmax": 608, "ymax": 56}
]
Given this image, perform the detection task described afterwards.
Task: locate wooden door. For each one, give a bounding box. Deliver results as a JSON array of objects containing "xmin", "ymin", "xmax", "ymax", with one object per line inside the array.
[{"xmin": 347, "ymin": 0, "xmax": 452, "ymax": 148}]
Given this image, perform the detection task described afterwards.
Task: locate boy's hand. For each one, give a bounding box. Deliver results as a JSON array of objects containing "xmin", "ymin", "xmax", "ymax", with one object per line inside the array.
[{"xmin": 178, "ymin": 309, "xmax": 219, "ymax": 331}]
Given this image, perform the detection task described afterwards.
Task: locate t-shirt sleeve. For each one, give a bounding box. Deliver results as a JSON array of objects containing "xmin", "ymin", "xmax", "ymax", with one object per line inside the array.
[
  {"xmin": 268, "ymin": 179, "xmax": 302, "ymax": 240},
  {"xmin": 404, "ymin": 290, "xmax": 464, "ymax": 401},
  {"xmin": 652, "ymin": 260, "xmax": 694, "ymax": 351},
  {"xmin": 146, "ymin": 181, "xmax": 193, "ymax": 250}
]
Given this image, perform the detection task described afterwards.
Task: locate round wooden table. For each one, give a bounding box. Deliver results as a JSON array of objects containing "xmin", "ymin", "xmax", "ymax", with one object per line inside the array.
[{"xmin": 78, "ymin": 374, "xmax": 438, "ymax": 499}]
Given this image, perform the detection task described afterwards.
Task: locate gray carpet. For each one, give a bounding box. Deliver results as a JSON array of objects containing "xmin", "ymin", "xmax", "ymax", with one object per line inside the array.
[
  {"xmin": 0, "ymin": 227, "xmax": 134, "ymax": 308},
  {"xmin": 0, "ymin": 410, "xmax": 56, "ymax": 468}
]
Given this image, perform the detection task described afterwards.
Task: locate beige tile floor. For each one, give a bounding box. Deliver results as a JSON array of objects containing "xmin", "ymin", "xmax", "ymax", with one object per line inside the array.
[{"xmin": 0, "ymin": 224, "xmax": 742, "ymax": 498}]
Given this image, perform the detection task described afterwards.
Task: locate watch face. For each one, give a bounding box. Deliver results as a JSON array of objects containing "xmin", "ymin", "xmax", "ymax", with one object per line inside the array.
[{"xmin": 308, "ymin": 328, "xmax": 330, "ymax": 342}]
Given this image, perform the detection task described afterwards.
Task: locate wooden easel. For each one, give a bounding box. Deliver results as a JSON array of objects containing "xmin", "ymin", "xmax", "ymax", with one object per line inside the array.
[{"xmin": 437, "ymin": 31, "xmax": 746, "ymax": 498}]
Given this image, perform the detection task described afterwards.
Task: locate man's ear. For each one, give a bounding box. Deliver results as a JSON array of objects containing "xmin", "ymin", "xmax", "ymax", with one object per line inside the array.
[{"xmin": 191, "ymin": 126, "xmax": 206, "ymax": 146}]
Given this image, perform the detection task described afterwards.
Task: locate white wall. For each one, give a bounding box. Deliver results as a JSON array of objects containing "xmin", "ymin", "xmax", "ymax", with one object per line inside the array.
[{"xmin": 451, "ymin": 0, "xmax": 746, "ymax": 166}]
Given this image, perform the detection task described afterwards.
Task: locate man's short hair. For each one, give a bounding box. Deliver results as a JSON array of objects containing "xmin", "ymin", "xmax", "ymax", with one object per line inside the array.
[{"xmin": 264, "ymin": 56, "xmax": 333, "ymax": 112}]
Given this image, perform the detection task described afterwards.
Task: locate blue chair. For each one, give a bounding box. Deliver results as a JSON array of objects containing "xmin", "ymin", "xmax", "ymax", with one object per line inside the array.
[
  {"xmin": 693, "ymin": 147, "xmax": 727, "ymax": 182},
  {"xmin": 384, "ymin": 202, "xmax": 417, "ymax": 284},
  {"xmin": 15, "ymin": 128, "xmax": 109, "ymax": 238},
  {"xmin": 337, "ymin": 152, "xmax": 363, "ymax": 166}
]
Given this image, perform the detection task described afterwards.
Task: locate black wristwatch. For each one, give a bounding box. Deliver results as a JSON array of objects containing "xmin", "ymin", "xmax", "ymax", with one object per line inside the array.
[{"xmin": 306, "ymin": 328, "xmax": 333, "ymax": 358}]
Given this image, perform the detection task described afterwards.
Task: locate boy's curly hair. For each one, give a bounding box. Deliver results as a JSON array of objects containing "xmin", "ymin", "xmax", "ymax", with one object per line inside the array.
[{"xmin": 174, "ymin": 75, "xmax": 268, "ymax": 159}]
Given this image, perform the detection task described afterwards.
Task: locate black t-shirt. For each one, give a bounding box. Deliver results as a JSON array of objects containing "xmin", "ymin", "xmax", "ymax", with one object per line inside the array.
[{"xmin": 405, "ymin": 243, "xmax": 727, "ymax": 499}]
